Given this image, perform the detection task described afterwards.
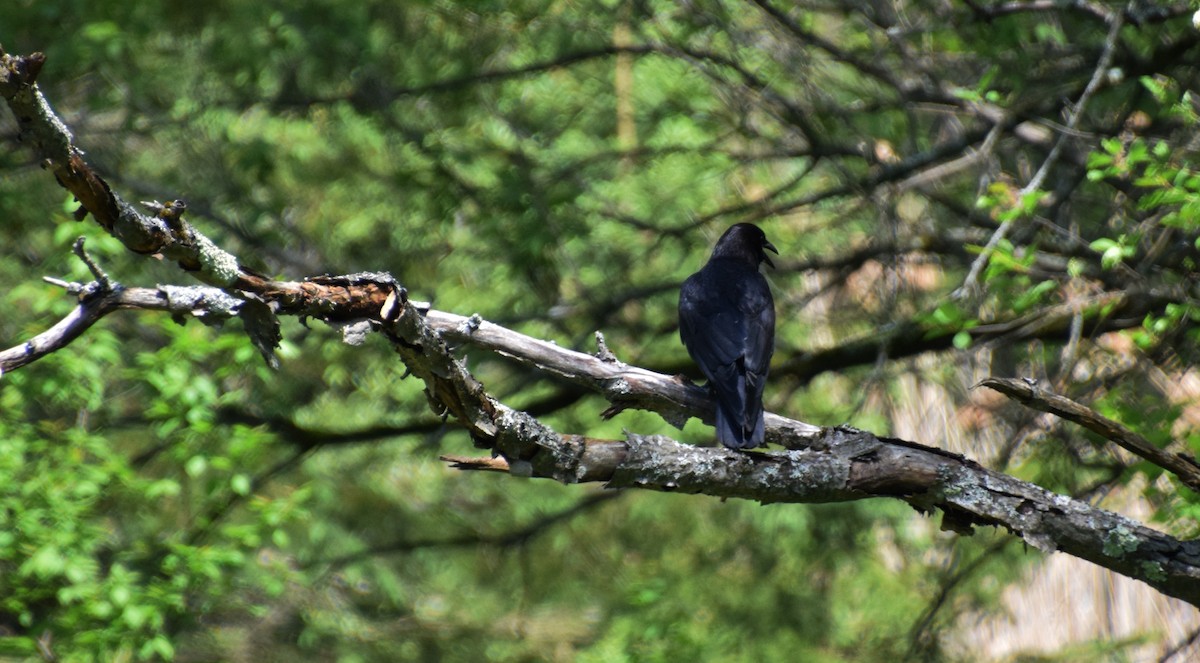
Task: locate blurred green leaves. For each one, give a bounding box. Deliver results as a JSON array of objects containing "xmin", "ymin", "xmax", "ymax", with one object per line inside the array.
[{"xmin": 4, "ymin": 1, "xmax": 1200, "ymax": 661}]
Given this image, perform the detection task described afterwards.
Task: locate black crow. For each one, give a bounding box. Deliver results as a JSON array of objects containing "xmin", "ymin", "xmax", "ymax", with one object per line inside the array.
[{"xmin": 678, "ymin": 223, "xmax": 777, "ymax": 450}]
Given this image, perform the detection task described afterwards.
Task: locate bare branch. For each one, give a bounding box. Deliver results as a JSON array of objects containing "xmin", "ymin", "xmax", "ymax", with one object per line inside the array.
[
  {"xmin": 441, "ymin": 422, "xmax": 1200, "ymax": 606},
  {"xmin": 978, "ymin": 377, "xmax": 1200, "ymax": 493},
  {"xmin": 422, "ymin": 307, "xmax": 822, "ymax": 445},
  {"xmin": 2, "ymin": 284, "xmax": 243, "ymax": 373}
]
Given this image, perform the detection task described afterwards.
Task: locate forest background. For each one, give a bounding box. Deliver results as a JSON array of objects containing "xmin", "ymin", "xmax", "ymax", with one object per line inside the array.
[{"xmin": 3, "ymin": 1, "xmax": 1200, "ymax": 661}]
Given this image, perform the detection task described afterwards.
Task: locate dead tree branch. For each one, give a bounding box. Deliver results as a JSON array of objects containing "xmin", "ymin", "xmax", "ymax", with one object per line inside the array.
[{"xmin": 0, "ymin": 282, "xmax": 245, "ymax": 373}]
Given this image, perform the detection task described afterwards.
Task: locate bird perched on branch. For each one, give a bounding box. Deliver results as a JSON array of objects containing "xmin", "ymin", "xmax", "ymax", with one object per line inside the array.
[{"xmin": 678, "ymin": 223, "xmax": 777, "ymax": 450}]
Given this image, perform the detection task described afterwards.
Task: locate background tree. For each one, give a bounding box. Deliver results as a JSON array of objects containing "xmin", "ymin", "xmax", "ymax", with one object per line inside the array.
[{"xmin": 3, "ymin": 1, "xmax": 1200, "ymax": 661}]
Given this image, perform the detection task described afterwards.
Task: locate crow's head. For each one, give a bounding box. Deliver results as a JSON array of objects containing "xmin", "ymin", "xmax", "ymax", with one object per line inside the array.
[{"xmin": 712, "ymin": 223, "xmax": 778, "ymax": 268}]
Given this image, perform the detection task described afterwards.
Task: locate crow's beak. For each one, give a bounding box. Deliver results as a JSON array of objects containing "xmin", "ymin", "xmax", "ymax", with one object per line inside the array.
[{"xmin": 763, "ymin": 240, "xmax": 779, "ymax": 268}]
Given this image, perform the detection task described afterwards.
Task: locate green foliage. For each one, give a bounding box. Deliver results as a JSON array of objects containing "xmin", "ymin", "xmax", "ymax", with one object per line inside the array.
[
  {"xmin": 4, "ymin": 1, "xmax": 1200, "ymax": 661},
  {"xmin": 0, "ymin": 314, "xmax": 310, "ymax": 660}
]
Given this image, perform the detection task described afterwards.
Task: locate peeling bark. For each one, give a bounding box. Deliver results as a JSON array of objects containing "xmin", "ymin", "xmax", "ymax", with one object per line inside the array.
[{"xmin": 452, "ymin": 421, "xmax": 1200, "ymax": 606}]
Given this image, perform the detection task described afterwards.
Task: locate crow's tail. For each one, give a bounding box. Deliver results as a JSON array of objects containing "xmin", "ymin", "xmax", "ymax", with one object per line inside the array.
[{"xmin": 715, "ymin": 404, "xmax": 765, "ymax": 450}]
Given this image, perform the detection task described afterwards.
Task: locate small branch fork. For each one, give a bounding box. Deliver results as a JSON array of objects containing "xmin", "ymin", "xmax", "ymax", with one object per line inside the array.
[
  {"xmin": 1, "ymin": 273, "xmax": 247, "ymax": 374},
  {"xmin": 5, "ymin": 49, "xmax": 1200, "ymax": 606}
]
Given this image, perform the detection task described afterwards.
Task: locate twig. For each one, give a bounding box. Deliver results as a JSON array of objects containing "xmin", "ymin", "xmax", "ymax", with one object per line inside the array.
[
  {"xmin": 954, "ymin": 8, "xmax": 1127, "ymax": 297},
  {"xmin": 1160, "ymin": 624, "xmax": 1200, "ymax": 663},
  {"xmin": 594, "ymin": 330, "xmax": 619, "ymax": 363},
  {"xmin": 897, "ymin": 121, "xmax": 1004, "ymax": 192},
  {"xmin": 71, "ymin": 236, "xmax": 110, "ymax": 288}
]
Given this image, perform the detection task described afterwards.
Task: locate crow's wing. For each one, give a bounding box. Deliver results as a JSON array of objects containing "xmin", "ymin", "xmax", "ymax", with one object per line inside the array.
[
  {"xmin": 679, "ymin": 267, "xmax": 743, "ymax": 381},
  {"xmin": 679, "ymin": 262, "xmax": 774, "ymax": 448},
  {"xmin": 737, "ymin": 274, "xmax": 775, "ymax": 447}
]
